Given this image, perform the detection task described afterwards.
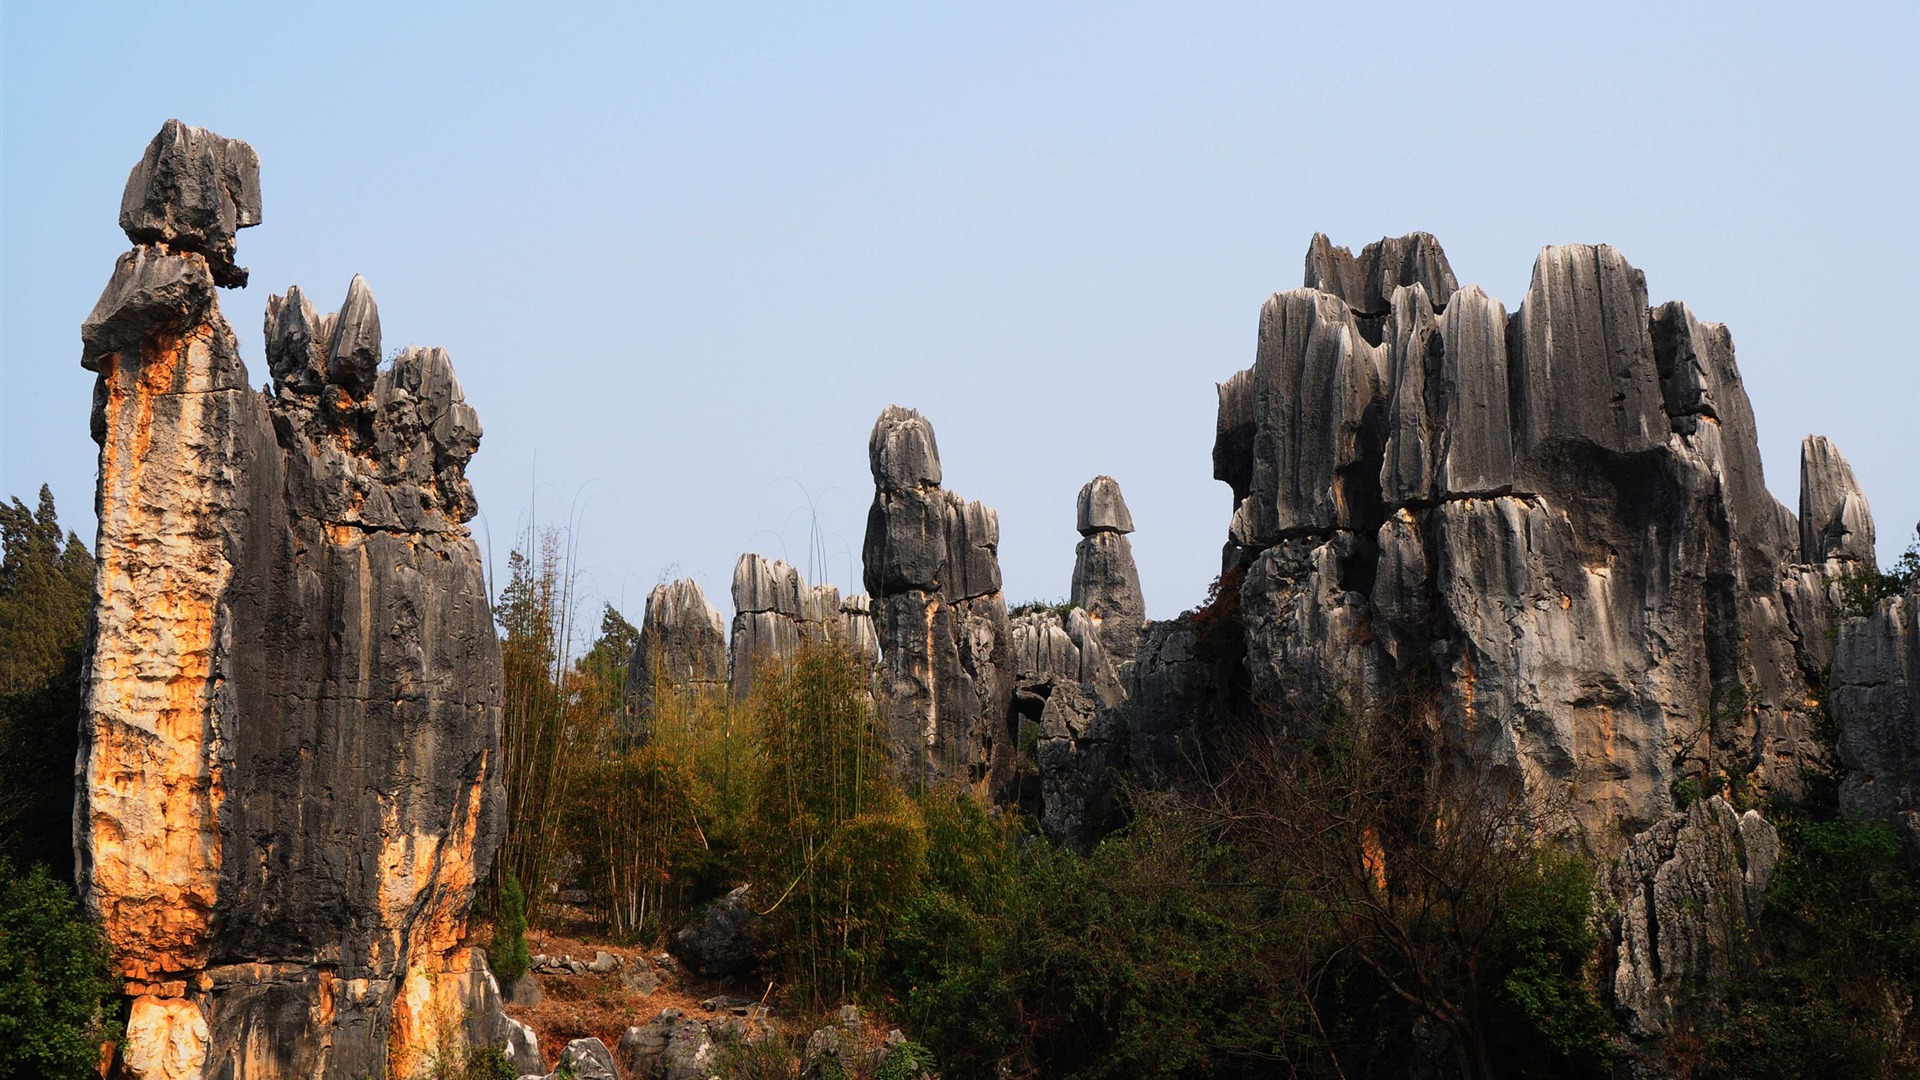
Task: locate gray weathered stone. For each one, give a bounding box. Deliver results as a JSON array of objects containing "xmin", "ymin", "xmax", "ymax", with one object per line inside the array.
[
  {"xmin": 1076, "ymin": 475, "xmax": 1135, "ymax": 534},
  {"xmin": 1799, "ymin": 434, "xmax": 1877, "ymax": 566},
  {"xmin": 669, "ymin": 885, "xmax": 769, "ymax": 978},
  {"xmin": 1610, "ymin": 796, "xmax": 1779, "ymax": 1035},
  {"xmin": 729, "ymin": 553, "xmax": 877, "ymax": 700},
  {"xmin": 118, "ymin": 118, "xmax": 261, "ymax": 287},
  {"xmin": 1033, "ymin": 678, "xmax": 1122, "ymax": 850},
  {"xmin": 1071, "ymin": 477, "xmax": 1146, "ymax": 666},
  {"xmin": 76, "ymin": 121, "xmax": 503, "ymax": 1080},
  {"xmin": 1832, "ymin": 579, "xmax": 1919, "ymax": 853},
  {"xmin": 863, "ymin": 406, "xmax": 1013, "ymax": 783},
  {"xmin": 1206, "ymin": 233, "xmax": 1828, "ymax": 851},
  {"xmin": 1008, "ymin": 608, "xmax": 1123, "ymax": 708},
  {"xmin": 626, "ymin": 579, "xmax": 728, "ymax": 739},
  {"xmin": 1508, "ymin": 244, "xmax": 1667, "ymax": 468},
  {"xmin": 538, "ymin": 1038, "xmax": 618, "ymax": 1080},
  {"xmin": 1304, "ymin": 231, "xmax": 1457, "ymax": 318}
]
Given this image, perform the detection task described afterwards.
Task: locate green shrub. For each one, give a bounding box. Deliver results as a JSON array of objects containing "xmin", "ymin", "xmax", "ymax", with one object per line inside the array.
[
  {"xmin": 0, "ymin": 861, "xmax": 121, "ymax": 1080},
  {"xmin": 1699, "ymin": 816, "xmax": 1920, "ymax": 1077},
  {"xmin": 488, "ymin": 872, "xmax": 530, "ymax": 986},
  {"xmin": 873, "ymin": 1039, "xmax": 937, "ymax": 1080},
  {"xmin": 1833, "ymin": 525, "xmax": 1920, "ymax": 617},
  {"xmin": 889, "ymin": 796, "xmax": 1303, "ymax": 1079}
]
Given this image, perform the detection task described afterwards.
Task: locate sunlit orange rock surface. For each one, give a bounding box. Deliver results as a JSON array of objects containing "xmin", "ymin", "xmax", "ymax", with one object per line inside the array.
[{"xmin": 77, "ymin": 120, "xmax": 504, "ymax": 1080}]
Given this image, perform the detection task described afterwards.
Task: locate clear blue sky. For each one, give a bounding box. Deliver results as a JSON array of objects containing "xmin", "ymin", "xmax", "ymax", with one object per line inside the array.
[{"xmin": 4, "ymin": 2, "xmax": 1916, "ymax": 630}]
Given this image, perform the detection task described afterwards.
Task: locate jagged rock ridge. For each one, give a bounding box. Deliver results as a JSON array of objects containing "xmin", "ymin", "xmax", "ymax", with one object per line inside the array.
[
  {"xmin": 1207, "ymin": 232, "xmax": 1846, "ymax": 851},
  {"xmin": 77, "ymin": 121, "xmax": 505, "ymax": 1080}
]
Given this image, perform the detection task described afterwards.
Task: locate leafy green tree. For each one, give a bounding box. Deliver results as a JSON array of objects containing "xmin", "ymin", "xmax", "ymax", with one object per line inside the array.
[
  {"xmin": 0, "ymin": 860, "xmax": 120, "ymax": 1080},
  {"xmin": 0, "ymin": 486, "xmax": 95, "ymax": 877}
]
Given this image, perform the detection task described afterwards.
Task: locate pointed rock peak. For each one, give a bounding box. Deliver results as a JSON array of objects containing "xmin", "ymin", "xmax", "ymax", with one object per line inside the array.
[
  {"xmin": 265, "ymin": 285, "xmax": 326, "ymax": 396},
  {"xmin": 1076, "ymin": 476, "xmax": 1134, "ymax": 535},
  {"xmin": 1800, "ymin": 435, "xmax": 1877, "ymax": 565},
  {"xmin": 119, "ymin": 119, "xmax": 261, "ymax": 288},
  {"xmin": 869, "ymin": 404, "xmax": 941, "ymax": 492},
  {"xmin": 327, "ymin": 274, "xmax": 382, "ymax": 396},
  {"xmin": 1304, "ymin": 232, "xmax": 1457, "ymax": 317},
  {"xmin": 645, "ymin": 579, "xmax": 727, "ymax": 641}
]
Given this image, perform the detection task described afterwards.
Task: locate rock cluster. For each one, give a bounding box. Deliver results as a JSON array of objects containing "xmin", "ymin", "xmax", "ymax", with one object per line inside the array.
[
  {"xmin": 76, "ymin": 121, "xmax": 505, "ymax": 1080},
  {"xmin": 1205, "ymin": 232, "xmax": 1841, "ymax": 850},
  {"xmin": 730, "ymin": 553, "xmax": 878, "ymax": 699},
  {"xmin": 863, "ymin": 406, "xmax": 1014, "ymax": 782}
]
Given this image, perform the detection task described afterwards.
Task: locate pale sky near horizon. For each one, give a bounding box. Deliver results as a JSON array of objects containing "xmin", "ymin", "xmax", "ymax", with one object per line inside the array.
[{"xmin": 3, "ymin": 2, "xmax": 1916, "ymax": 635}]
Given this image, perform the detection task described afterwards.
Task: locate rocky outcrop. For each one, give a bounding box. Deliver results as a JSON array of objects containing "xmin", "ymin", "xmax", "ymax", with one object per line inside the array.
[
  {"xmin": 1832, "ymin": 574, "xmax": 1920, "ymax": 855},
  {"xmin": 863, "ymin": 406, "xmax": 1014, "ymax": 783},
  {"xmin": 625, "ymin": 579, "xmax": 728, "ymax": 741},
  {"xmin": 670, "ymin": 884, "xmax": 771, "ymax": 978},
  {"xmin": 529, "ymin": 1038, "xmax": 619, "ymax": 1080},
  {"xmin": 729, "ymin": 553, "xmax": 877, "ymax": 700},
  {"xmin": 1609, "ymin": 796, "xmax": 1780, "ymax": 1035},
  {"xmin": 1070, "ymin": 477, "xmax": 1146, "ymax": 666},
  {"xmin": 1030, "ymin": 679, "xmax": 1123, "ymax": 850},
  {"xmin": 1207, "ymin": 233, "xmax": 1827, "ymax": 851},
  {"xmin": 1799, "ymin": 434, "xmax": 1877, "ymax": 567},
  {"xmin": 76, "ymin": 121, "xmax": 504, "ymax": 1080}
]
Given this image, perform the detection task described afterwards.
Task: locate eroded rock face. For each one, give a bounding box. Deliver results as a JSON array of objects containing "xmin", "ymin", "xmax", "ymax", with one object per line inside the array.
[
  {"xmin": 863, "ymin": 406, "xmax": 1014, "ymax": 783},
  {"xmin": 1832, "ymin": 578, "xmax": 1920, "ymax": 855},
  {"xmin": 729, "ymin": 553, "xmax": 877, "ymax": 700},
  {"xmin": 625, "ymin": 579, "xmax": 728, "ymax": 741},
  {"xmin": 118, "ymin": 119, "xmax": 261, "ymax": 288},
  {"xmin": 1799, "ymin": 434, "xmax": 1877, "ymax": 566},
  {"xmin": 1609, "ymin": 796, "xmax": 1779, "ymax": 1035},
  {"xmin": 76, "ymin": 122, "xmax": 503, "ymax": 1080},
  {"xmin": 1209, "ymin": 233, "xmax": 1829, "ymax": 851}
]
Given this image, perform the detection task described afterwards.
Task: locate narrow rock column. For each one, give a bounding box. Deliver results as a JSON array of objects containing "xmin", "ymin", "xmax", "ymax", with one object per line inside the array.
[
  {"xmin": 862, "ymin": 406, "xmax": 1013, "ymax": 783},
  {"xmin": 1069, "ymin": 476, "xmax": 1146, "ymax": 666},
  {"xmin": 1799, "ymin": 434, "xmax": 1877, "ymax": 567}
]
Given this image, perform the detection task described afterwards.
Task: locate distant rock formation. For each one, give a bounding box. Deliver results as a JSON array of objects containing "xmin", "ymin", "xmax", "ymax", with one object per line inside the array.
[
  {"xmin": 77, "ymin": 121, "xmax": 504, "ymax": 1080},
  {"xmin": 624, "ymin": 579, "xmax": 728, "ymax": 741},
  {"xmin": 728, "ymin": 553, "xmax": 877, "ymax": 700},
  {"xmin": 1070, "ymin": 477, "xmax": 1146, "ymax": 667},
  {"xmin": 862, "ymin": 406, "xmax": 1013, "ymax": 783}
]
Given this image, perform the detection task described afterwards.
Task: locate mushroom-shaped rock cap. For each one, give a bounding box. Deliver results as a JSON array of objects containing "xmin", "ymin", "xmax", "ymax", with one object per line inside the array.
[
  {"xmin": 1799, "ymin": 435, "xmax": 1877, "ymax": 565},
  {"xmin": 1304, "ymin": 232, "xmax": 1456, "ymax": 317},
  {"xmin": 120, "ymin": 119, "xmax": 261, "ymax": 288},
  {"xmin": 869, "ymin": 405, "xmax": 942, "ymax": 491},
  {"xmin": 1075, "ymin": 476, "xmax": 1134, "ymax": 535}
]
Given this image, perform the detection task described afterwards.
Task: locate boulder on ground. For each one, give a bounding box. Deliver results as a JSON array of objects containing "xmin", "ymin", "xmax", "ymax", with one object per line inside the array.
[{"xmin": 670, "ymin": 884, "xmax": 770, "ymax": 977}]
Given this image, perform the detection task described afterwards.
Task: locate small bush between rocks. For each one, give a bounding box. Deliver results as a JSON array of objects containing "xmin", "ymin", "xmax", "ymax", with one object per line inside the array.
[{"xmin": 489, "ymin": 872, "xmax": 531, "ymax": 986}]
